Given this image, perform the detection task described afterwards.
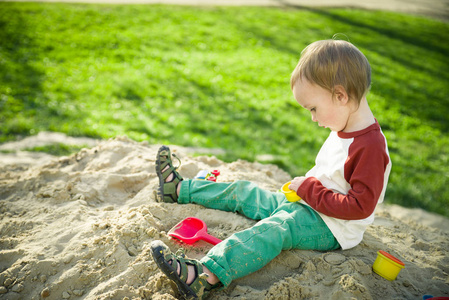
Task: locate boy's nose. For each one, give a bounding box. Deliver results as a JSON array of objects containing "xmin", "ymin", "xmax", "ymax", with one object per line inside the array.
[{"xmin": 311, "ymin": 114, "xmax": 317, "ymax": 122}]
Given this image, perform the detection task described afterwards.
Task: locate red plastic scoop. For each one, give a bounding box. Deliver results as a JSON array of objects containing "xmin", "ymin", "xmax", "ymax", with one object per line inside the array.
[{"xmin": 168, "ymin": 217, "xmax": 222, "ymax": 245}]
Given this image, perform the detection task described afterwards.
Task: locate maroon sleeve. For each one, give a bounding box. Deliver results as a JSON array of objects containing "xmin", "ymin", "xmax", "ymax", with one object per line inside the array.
[{"xmin": 296, "ymin": 133, "xmax": 390, "ymax": 220}]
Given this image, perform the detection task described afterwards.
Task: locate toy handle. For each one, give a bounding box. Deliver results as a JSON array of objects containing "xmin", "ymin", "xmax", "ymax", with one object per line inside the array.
[{"xmin": 202, "ymin": 233, "xmax": 222, "ymax": 245}]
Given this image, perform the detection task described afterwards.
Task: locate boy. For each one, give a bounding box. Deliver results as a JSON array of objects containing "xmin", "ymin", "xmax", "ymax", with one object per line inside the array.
[{"xmin": 150, "ymin": 39, "xmax": 391, "ymax": 299}]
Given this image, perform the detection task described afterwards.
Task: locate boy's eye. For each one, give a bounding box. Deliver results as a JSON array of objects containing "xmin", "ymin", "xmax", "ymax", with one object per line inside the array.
[{"xmin": 310, "ymin": 108, "xmax": 316, "ymax": 112}]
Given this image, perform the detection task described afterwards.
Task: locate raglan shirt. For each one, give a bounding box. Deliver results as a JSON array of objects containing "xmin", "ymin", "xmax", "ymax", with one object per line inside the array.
[{"xmin": 297, "ymin": 120, "xmax": 391, "ymax": 250}]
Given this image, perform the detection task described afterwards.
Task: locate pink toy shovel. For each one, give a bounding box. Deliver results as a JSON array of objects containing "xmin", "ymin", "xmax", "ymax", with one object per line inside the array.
[{"xmin": 168, "ymin": 217, "xmax": 222, "ymax": 245}]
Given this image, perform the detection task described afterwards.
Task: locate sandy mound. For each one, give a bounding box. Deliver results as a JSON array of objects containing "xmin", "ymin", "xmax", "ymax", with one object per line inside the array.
[{"xmin": 0, "ymin": 137, "xmax": 448, "ymax": 299}]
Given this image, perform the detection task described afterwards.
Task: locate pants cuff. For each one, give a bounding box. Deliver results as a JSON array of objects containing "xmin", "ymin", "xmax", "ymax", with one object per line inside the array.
[
  {"xmin": 178, "ymin": 179, "xmax": 191, "ymax": 204},
  {"xmin": 200, "ymin": 256, "xmax": 232, "ymax": 287}
]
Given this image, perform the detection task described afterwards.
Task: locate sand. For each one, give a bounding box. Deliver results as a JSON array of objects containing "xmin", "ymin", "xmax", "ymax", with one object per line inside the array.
[{"xmin": 0, "ymin": 135, "xmax": 448, "ymax": 300}]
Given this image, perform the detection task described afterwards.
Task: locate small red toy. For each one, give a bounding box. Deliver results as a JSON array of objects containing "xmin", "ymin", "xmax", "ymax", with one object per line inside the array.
[{"xmin": 194, "ymin": 169, "xmax": 220, "ymax": 182}]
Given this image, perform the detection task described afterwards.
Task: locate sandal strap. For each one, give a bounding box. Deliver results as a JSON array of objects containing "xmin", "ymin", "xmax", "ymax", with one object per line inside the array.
[
  {"xmin": 159, "ymin": 152, "xmax": 181, "ymax": 171},
  {"xmin": 162, "ymin": 176, "xmax": 181, "ymax": 202},
  {"xmin": 178, "ymin": 259, "xmax": 189, "ymax": 283},
  {"xmin": 162, "ymin": 165, "xmax": 181, "ymax": 182},
  {"xmin": 176, "ymin": 256, "xmax": 218, "ymax": 293},
  {"xmin": 172, "ymin": 153, "xmax": 182, "ymax": 169}
]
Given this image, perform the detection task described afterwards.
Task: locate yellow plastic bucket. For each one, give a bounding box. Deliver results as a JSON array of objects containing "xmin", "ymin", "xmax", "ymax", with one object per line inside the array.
[
  {"xmin": 281, "ymin": 181, "xmax": 301, "ymax": 202},
  {"xmin": 372, "ymin": 250, "xmax": 405, "ymax": 281}
]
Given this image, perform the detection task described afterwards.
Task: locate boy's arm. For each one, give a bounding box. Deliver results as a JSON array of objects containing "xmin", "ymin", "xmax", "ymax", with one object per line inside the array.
[
  {"xmin": 296, "ymin": 141, "xmax": 390, "ymax": 220},
  {"xmin": 297, "ymin": 178, "xmax": 376, "ymax": 220}
]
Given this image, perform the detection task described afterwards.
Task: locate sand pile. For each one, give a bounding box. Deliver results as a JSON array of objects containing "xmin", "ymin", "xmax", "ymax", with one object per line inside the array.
[{"xmin": 0, "ymin": 136, "xmax": 448, "ymax": 300}]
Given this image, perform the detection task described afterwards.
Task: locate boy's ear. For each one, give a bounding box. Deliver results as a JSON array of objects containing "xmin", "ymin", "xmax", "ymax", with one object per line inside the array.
[{"xmin": 333, "ymin": 85, "xmax": 349, "ymax": 105}]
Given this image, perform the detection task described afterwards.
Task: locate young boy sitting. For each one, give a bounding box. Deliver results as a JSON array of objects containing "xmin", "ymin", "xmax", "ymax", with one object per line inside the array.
[{"xmin": 150, "ymin": 39, "xmax": 391, "ymax": 299}]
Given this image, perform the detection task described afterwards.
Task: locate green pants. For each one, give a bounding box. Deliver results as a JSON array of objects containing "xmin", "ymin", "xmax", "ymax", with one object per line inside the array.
[{"xmin": 178, "ymin": 179, "xmax": 340, "ymax": 287}]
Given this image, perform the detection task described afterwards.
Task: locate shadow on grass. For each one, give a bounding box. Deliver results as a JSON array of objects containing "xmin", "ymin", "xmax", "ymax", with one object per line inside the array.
[
  {"xmin": 0, "ymin": 7, "xmax": 52, "ymax": 141},
  {"xmin": 0, "ymin": 6, "xmax": 100, "ymax": 142}
]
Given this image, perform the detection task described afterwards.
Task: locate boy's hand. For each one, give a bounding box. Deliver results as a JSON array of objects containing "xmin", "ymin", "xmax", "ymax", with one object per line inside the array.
[{"xmin": 289, "ymin": 177, "xmax": 307, "ymax": 192}]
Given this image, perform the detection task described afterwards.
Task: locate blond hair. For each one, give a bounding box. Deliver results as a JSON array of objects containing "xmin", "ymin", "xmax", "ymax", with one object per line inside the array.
[{"xmin": 290, "ymin": 40, "xmax": 371, "ymax": 104}]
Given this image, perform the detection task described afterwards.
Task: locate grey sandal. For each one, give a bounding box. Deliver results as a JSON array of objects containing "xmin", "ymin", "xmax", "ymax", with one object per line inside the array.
[
  {"xmin": 155, "ymin": 145, "xmax": 183, "ymax": 203},
  {"xmin": 150, "ymin": 240, "xmax": 221, "ymax": 299}
]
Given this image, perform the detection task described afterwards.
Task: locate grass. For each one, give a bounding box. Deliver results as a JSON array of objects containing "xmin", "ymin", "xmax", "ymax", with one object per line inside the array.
[
  {"xmin": 1, "ymin": 144, "xmax": 87, "ymax": 156},
  {"xmin": 26, "ymin": 144, "xmax": 89, "ymax": 156},
  {"xmin": 0, "ymin": 3, "xmax": 448, "ymax": 217}
]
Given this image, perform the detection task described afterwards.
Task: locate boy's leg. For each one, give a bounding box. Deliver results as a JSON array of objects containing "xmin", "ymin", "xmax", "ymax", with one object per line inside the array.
[
  {"xmin": 200, "ymin": 202, "xmax": 340, "ymax": 287},
  {"xmin": 178, "ymin": 179, "xmax": 284, "ymax": 220}
]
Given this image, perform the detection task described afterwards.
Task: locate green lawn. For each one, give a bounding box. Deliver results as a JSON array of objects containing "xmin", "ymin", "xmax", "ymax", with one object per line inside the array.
[{"xmin": 1, "ymin": 3, "xmax": 448, "ymax": 217}]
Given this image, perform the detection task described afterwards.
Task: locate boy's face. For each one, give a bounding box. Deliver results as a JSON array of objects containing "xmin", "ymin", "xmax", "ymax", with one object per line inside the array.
[{"xmin": 292, "ymin": 78, "xmax": 351, "ymax": 132}]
